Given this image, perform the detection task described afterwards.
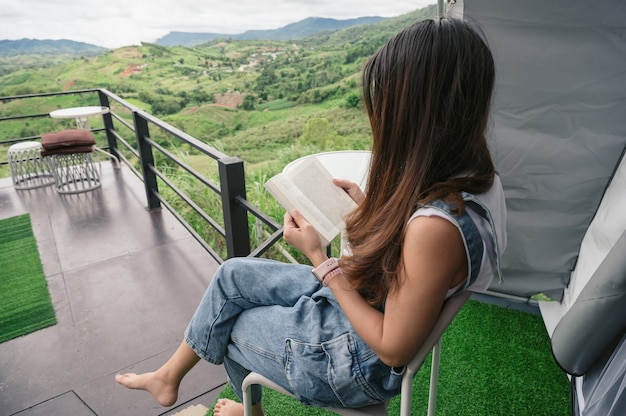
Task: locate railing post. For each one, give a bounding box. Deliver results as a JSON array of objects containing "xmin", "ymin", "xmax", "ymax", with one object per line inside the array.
[
  {"xmin": 133, "ymin": 111, "xmax": 161, "ymax": 211},
  {"xmin": 218, "ymin": 156, "xmax": 251, "ymax": 257},
  {"xmin": 97, "ymin": 90, "xmax": 119, "ymax": 160}
]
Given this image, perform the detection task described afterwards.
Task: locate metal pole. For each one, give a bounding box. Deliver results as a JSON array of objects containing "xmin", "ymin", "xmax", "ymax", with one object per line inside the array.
[
  {"xmin": 97, "ymin": 90, "xmax": 119, "ymax": 162},
  {"xmin": 218, "ymin": 156, "xmax": 251, "ymax": 257},
  {"xmin": 428, "ymin": 339, "xmax": 442, "ymax": 416},
  {"xmin": 437, "ymin": 0, "xmax": 445, "ymax": 17},
  {"xmin": 133, "ymin": 112, "xmax": 161, "ymax": 211}
]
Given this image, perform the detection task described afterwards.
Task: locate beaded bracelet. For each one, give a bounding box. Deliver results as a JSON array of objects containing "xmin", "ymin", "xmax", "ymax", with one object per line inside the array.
[{"xmin": 322, "ymin": 267, "xmax": 343, "ymax": 287}]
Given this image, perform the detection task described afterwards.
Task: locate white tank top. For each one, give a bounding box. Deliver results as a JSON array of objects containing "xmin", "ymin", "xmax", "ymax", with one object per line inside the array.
[{"xmin": 408, "ymin": 175, "xmax": 508, "ymax": 295}]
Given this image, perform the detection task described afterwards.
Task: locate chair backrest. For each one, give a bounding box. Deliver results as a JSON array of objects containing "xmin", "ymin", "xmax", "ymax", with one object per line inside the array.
[
  {"xmin": 406, "ymin": 290, "xmax": 472, "ymax": 376},
  {"xmin": 399, "ymin": 290, "xmax": 472, "ymax": 415}
]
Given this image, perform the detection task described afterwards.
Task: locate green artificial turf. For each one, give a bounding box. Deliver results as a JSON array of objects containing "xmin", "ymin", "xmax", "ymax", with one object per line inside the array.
[
  {"xmin": 208, "ymin": 300, "xmax": 570, "ymax": 415},
  {"xmin": 0, "ymin": 214, "xmax": 56, "ymax": 343}
]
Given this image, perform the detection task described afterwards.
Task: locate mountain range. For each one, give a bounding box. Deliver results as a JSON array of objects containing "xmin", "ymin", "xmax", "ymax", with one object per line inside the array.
[
  {"xmin": 0, "ymin": 39, "xmax": 107, "ymax": 56},
  {"xmin": 0, "ymin": 16, "xmax": 386, "ymax": 55},
  {"xmin": 155, "ymin": 16, "xmax": 385, "ymax": 46}
]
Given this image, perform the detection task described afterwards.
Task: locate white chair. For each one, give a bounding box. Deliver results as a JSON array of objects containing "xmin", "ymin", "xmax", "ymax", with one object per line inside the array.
[
  {"xmin": 242, "ymin": 290, "xmax": 472, "ymax": 416},
  {"xmin": 7, "ymin": 141, "xmax": 55, "ymax": 190}
]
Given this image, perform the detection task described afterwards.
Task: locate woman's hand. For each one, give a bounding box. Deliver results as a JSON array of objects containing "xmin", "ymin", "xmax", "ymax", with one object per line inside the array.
[
  {"xmin": 283, "ymin": 211, "xmax": 327, "ymax": 265},
  {"xmin": 333, "ymin": 178, "xmax": 365, "ymax": 204}
]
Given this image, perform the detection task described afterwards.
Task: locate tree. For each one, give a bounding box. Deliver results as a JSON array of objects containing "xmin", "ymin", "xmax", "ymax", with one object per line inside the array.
[
  {"xmin": 241, "ymin": 94, "xmax": 256, "ymax": 111},
  {"xmin": 255, "ymin": 66, "xmax": 277, "ymax": 95},
  {"xmin": 300, "ymin": 118, "xmax": 337, "ymax": 148},
  {"xmin": 344, "ymin": 92, "xmax": 361, "ymax": 109}
]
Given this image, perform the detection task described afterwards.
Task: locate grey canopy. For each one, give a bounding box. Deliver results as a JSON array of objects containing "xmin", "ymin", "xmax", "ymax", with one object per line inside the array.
[
  {"xmin": 460, "ymin": 0, "xmax": 626, "ymax": 300},
  {"xmin": 452, "ymin": 0, "xmax": 626, "ymax": 414}
]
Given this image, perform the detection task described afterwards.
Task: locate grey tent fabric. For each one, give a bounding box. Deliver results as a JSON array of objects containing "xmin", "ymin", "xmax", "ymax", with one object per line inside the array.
[
  {"xmin": 462, "ymin": 0, "xmax": 626, "ymax": 298},
  {"xmin": 456, "ymin": 1, "xmax": 626, "ymax": 413},
  {"xmin": 551, "ymin": 229, "xmax": 626, "ymax": 376}
]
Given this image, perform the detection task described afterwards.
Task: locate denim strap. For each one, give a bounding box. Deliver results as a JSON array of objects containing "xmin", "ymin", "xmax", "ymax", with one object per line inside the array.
[
  {"xmin": 463, "ymin": 193, "xmax": 504, "ymax": 284},
  {"xmin": 423, "ymin": 198, "xmax": 484, "ymax": 288}
]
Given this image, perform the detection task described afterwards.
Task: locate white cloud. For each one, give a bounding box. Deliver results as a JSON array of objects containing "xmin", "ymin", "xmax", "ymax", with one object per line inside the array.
[{"xmin": 0, "ymin": 0, "xmax": 435, "ymax": 48}]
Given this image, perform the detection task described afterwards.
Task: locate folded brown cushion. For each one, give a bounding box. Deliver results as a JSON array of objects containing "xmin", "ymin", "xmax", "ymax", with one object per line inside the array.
[
  {"xmin": 40, "ymin": 145, "xmax": 94, "ymax": 157},
  {"xmin": 41, "ymin": 129, "xmax": 96, "ymax": 150}
]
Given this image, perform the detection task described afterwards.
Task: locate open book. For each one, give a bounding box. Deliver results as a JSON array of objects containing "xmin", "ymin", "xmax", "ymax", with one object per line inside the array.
[{"xmin": 265, "ymin": 156, "xmax": 358, "ymax": 246}]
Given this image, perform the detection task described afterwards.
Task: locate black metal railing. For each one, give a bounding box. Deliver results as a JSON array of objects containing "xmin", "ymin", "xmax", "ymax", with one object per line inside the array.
[{"xmin": 0, "ymin": 88, "xmax": 283, "ymax": 262}]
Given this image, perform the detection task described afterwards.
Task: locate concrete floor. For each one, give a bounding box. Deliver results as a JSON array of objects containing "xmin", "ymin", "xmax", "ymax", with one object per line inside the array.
[{"xmin": 0, "ymin": 163, "xmax": 227, "ymax": 416}]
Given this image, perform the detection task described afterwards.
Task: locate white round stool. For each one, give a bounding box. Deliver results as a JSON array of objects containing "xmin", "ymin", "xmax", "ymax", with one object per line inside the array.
[
  {"xmin": 48, "ymin": 152, "xmax": 101, "ymax": 194},
  {"xmin": 7, "ymin": 141, "xmax": 55, "ymax": 190}
]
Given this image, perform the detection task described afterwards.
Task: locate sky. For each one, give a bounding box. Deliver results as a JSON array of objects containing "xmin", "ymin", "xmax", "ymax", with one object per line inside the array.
[{"xmin": 1, "ymin": 0, "xmax": 436, "ymax": 49}]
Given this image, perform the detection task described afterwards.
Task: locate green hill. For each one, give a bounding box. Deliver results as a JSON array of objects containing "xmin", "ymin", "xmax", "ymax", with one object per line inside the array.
[{"xmin": 0, "ymin": 5, "xmax": 436, "ymax": 172}]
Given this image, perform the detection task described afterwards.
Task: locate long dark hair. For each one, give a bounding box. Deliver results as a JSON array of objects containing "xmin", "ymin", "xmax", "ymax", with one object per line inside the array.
[{"xmin": 340, "ymin": 18, "xmax": 496, "ymax": 305}]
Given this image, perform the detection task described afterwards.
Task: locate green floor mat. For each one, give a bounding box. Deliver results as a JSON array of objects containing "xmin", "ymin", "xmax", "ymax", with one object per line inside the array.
[{"xmin": 0, "ymin": 214, "xmax": 56, "ymax": 343}]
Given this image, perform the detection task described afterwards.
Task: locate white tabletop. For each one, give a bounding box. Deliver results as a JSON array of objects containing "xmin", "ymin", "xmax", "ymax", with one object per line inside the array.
[{"xmin": 49, "ymin": 106, "xmax": 110, "ymax": 119}]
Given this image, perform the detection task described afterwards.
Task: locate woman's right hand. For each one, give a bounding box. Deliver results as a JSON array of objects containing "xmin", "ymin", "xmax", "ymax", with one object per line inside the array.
[
  {"xmin": 283, "ymin": 210, "xmax": 327, "ymax": 265},
  {"xmin": 333, "ymin": 178, "xmax": 365, "ymax": 204}
]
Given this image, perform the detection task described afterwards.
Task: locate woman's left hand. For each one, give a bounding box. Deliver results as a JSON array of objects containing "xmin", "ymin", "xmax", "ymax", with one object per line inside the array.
[{"xmin": 283, "ymin": 211, "xmax": 326, "ymax": 264}]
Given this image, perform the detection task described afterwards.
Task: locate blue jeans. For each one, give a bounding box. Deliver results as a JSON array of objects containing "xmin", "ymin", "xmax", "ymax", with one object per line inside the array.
[{"xmin": 184, "ymin": 257, "xmax": 402, "ymax": 408}]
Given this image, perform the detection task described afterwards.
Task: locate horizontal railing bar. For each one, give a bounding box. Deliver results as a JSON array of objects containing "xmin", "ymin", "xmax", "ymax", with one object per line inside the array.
[
  {"xmin": 146, "ymin": 136, "xmax": 221, "ymax": 195},
  {"xmin": 0, "ymin": 134, "xmax": 43, "ymax": 146},
  {"xmin": 151, "ymin": 189, "xmax": 224, "ymax": 264},
  {"xmin": 0, "ymin": 113, "xmax": 50, "ymax": 122},
  {"xmin": 0, "ymin": 88, "xmax": 98, "ymax": 101},
  {"xmin": 100, "ymin": 89, "xmax": 142, "ymax": 113},
  {"xmin": 0, "ymin": 127, "xmax": 105, "ymax": 147},
  {"xmin": 235, "ymin": 196, "xmax": 281, "ymax": 230},
  {"xmin": 148, "ymin": 164, "xmax": 226, "ymax": 236},
  {"xmin": 113, "ymin": 150, "xmax": 141, "ymax": 178},
  {"xmin": 110, "ymin": 111, "xmax": 135, "ymax": 132},
  {"xmin": 112, "ymin": 131, "xmax": 140, "ymax": 160},
  {"xmin": 137, "ymin": 111, "xmax": 229, "ymax": 161},
  {"xmin": 248, "ymin": 229, "xmax": 284, "ymax": 258}
]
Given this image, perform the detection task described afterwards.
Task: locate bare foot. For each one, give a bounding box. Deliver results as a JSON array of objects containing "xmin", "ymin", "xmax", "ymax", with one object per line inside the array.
[
  {"xmin": 115, "ymin": 372, "xmax": 179, "ymax": 407},
  {"xmin": 214, "ymin": 399, "xmax": 243, "ymax": 416},
  {"xmin": 214, "ymin": 398, "xmax": 264, "ymax": 416}
]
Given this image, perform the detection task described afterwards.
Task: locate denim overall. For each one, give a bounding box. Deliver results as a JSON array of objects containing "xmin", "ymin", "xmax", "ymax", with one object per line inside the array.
[{"xmin": 184, "ymin": 195, "xmax": 497, "ymax": 408}]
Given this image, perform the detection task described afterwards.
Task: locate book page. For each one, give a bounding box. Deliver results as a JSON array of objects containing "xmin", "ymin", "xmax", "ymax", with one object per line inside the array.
[{"xmin": 265, "ymin": 156, "xmax": 357, "ymax": 245}]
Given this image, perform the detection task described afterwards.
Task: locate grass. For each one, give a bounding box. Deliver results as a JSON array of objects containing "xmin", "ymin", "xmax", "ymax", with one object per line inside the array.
[
  {"xmin": 207, "ymin": 301, "xmax": 570, "ymax": 415},
  {"xmin": 0, "ymin": 214, "xmax": 56, "ymax": 343}
]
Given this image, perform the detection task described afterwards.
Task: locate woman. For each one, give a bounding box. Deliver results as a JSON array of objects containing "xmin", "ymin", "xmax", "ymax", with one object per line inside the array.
[{"xmin": 116, "ymin": 17, "xmax": 507, "ymax": 416}]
